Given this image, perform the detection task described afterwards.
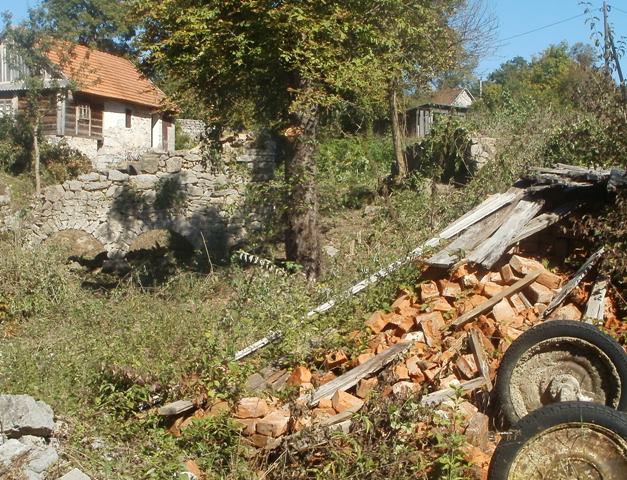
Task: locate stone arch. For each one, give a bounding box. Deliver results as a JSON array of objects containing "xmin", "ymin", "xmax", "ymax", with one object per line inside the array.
[
  {"xmin": 126, "ymin": 228, "xmax": 195, "ymax": 263},
  {"xmin": 45, "ymin": 229, "xmax": 107, "ymax": 265}
]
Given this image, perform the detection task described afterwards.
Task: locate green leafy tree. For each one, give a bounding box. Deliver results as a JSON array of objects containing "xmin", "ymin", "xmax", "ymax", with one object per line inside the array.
[
  {"xmin": 485, "ymin": 42, "xmax": 600, "ymax": 108},
  {"xmin": 1, "ymin": 11, "xmax": 70, "ymax": 194},
  {"xmin": 40, "ymin": 0, "xmax": 137, "ymax": 55},
  {"xmin": 135, "ymin": 0, "xmax": 464, "ymax": 278}
]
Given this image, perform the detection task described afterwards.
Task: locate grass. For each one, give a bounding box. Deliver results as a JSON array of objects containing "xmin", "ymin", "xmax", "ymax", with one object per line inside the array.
[
  {"xmin": 0, "ymin": 130, "xmax": 555, "ymax": 479},
  {"xmin": 0, "ymin": 171, "xmax": 35, "ymax": 212}
]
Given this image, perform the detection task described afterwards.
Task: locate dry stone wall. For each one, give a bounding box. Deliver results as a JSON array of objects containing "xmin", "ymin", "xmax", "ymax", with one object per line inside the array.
[
  {"xmin": 177, "ymin": 119, "xmax": 207, "ymax": 144},
  {"xmin": 3, "ymin": 132, "xmax": 276, "ymax": 259}
]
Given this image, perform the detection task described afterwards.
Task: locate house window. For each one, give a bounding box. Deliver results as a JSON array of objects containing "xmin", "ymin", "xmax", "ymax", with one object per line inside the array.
[
  {"xmin": 0, "ymin": 98, "xmax": 14, "ymax": 117},
  {"xmin": 78, "ymin": 104, "xmax": 91, "ymax": 120},
  {"xmin": 125, "ymin": 108, "xmax": 132, "ymax": 128}
]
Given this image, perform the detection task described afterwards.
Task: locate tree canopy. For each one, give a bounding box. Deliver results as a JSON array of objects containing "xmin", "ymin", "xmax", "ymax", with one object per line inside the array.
[
  {"xmin": 39, "ymin": 0, "xmax": 137, "ymax": 55},
  {"xmin": 135, "ymin": 0, "xmax": 465, "ymax": 276},
  {"xmin": 136, "ymin": 0, "xmax": 462, "ymax": 129},
  {"xmin": 483, "ymin": 42, "xmax": 600, "ymax": 107}
]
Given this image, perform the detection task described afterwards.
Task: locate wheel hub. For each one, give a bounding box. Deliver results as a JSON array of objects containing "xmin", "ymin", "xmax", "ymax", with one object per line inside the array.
[
  {"xmin": 509, "ymin": 423, "xmax": 627, "ymax": 480},
  {"xmin": 509, "ymin": 337, "xmax": 620, "ymax": 419},
  {"xmin": 547, "ymin": 374, "xmax": 593, "ymax": 402}
]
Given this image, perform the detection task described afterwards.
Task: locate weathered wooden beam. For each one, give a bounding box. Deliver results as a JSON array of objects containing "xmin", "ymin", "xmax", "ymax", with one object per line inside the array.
[
  {"xmin": 451, "ymin": 271, "xmax": 541, "ymax": 330},
  {"xmin": 467, "ymin": 197, "xmax": 545, "ymax": 269},
  {"xmin": 541, "ymin": 248, "xmax": 605, "ymax": 320},
  {"xmin": 158, "ymin": 400, "xmax": 194, "ymax": 416},
  {"xmin": 469, "ymin": 330, "xmax": 492, "ymax": 391},
  {"xmin": 304, "ymin": 342, "xmax": 411, "ymax": 406},
  {"xmin": 420, "ymin": 377, "xmax": 490, "ymax": 406},
  {"xmin": 583, "ymin": 275, "xmax": 608, "ymax": 324},
  {"xmin": 608, "ymin": 169, "xmax": 627, "ymax": 191},
  {"xmin": 510, "ymin": 201, "xmax": 581, "ymax": 245},
  {"xmin": 427, "ymin": 196, "xmax": 521, "ymax": 268}
]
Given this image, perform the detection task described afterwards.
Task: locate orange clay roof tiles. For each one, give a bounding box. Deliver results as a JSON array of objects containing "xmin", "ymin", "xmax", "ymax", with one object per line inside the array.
[{"xmin": 47, "ymin": 44, "xmax": 166, "ymax": 108}]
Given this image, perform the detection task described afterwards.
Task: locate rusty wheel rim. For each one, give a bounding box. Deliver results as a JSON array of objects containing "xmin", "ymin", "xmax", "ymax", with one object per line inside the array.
[
  {"xmin": 508, "ymin": 423, "xmax": 627, "ymax": 480},
  {"xmin": 509, "ymin": 337, "xmax": 621, "ymax": 419}
]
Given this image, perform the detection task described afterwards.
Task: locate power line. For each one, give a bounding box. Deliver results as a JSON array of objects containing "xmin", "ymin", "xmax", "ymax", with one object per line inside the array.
[
  {"xmin": 496, "ymin": 13, "xmax": 587, "ymax": 44},
  {"xmin": 612, "ymin": 6, "xmax": 627, "ymax": 16}
]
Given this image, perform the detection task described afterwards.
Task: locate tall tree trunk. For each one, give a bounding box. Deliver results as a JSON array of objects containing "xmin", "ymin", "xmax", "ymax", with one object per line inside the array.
[
  {"xmin": 33, "ymin": 116, "xmax": 41, "ymax": 195},
  {"xmin": 284, "ymin": 99, "xmax": 321, "ymax": 280},
  {"xmin": 389, "ymin": 86, "xmax": 407, "ymax": 182}
]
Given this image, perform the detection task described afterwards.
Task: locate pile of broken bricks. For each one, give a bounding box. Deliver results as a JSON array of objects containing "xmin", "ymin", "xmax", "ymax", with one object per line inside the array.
[{"xmin": 158, "ymin": 247, "xmax": 619, "ymax": 477}]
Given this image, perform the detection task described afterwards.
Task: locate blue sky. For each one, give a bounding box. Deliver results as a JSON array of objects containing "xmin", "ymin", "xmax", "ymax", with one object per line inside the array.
[
  {"xmin": 1, "ymin": 0, "xmax": 626, "ymax": 78},
  {"xmin": 478, "ymin": 1, "xmax": 627, "ymax": 76}
]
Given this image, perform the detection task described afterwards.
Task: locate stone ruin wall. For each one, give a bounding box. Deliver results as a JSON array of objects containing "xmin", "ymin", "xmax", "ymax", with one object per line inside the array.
[
  {"xmin": 177, "ymin": 119, "xmax": 207, "ymax": 144},
  {"xmin": 1, "ymin": 132, "xmax": 276, "ymax": 259}
]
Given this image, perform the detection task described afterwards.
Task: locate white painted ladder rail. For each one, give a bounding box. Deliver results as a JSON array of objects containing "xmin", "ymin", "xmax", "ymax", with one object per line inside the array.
[{"xmin": 233, "ymin": 189, "xmax": 522, "ymax": 361}]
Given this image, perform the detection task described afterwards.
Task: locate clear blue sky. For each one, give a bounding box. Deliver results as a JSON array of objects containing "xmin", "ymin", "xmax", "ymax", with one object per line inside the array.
[
  {"xmin": 1, "ymin": 0, "xmax": 626, "ymax": 78},
  {"xmin": 479, "ymin": 0, "xmax": 627, "ymax": 77}
]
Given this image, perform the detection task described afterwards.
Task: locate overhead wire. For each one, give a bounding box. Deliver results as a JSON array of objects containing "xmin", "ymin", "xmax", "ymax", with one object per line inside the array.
[
  {"xmin": 495, "ymin": 13, "xmax": 587, "ymax": 46},
  {"xmin": 611, "ymin": 5, "xmax": 627, "ymax": 17}
]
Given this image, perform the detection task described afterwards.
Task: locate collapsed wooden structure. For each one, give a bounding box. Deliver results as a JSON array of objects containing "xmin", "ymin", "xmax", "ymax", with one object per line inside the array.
[
  {"xmin": 235, "ymin": 164, "xmax": 626, "ymax": 360},
  {"xmin": 158, "ymin": 165, "xmax": 626, "ymax": 477}
]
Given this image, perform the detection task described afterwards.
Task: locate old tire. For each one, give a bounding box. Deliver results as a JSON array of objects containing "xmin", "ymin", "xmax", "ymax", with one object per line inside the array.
[
  {"xmin": 488, "ymin": 402, "xmax": 627, "ymax": 480},
  {"xmin": 495, "ymin": 320, "xmax": 627, "ymax": 425}
]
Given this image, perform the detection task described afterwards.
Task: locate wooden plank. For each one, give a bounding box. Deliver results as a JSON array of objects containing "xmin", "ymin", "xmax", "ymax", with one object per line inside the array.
[
  {"xmin": 583, "ymin": 275, "xmax": 608, "ymax": 324},
  {"xmin": 608, "ymin": 169, "xmax": 627, "ymax": 191},
  {"xmin": 467, "ymin": 197, "xmax": 545, "ymax": 269},
  {"xmin": 469, "ymin": 330, "xmax": 492, "ymax": 390},
  {"xmin": 541, "ymin": 248, "xmax": 605, "ymax": 320},
  {"xmin": 420, "ymin": 377, "xmax": 489, "ymax": 406},
  {"xmin": 158, "ymin": 399, "xmax": 194, "ymax": 416},
  {"xmin": 233, "ymin": 190, "xmax": 522, "ymax": 361},
  {"xmin": 426, "ymin": 198, "xmax": 520, "ymax": 268},
  {"xmin": 304, "ymin": 342, "xmax": 411, "ymax": 406},
  {"xmin": 510, "ymin": 201, "xmax": 581, "ymax": 245},
  {"xmin": 451, "ymin": 271, "xmax": 541, "ymax": 329},
  {"xmin": 233, "ymin": 330, "xmax": 282, "ymax": 361}
]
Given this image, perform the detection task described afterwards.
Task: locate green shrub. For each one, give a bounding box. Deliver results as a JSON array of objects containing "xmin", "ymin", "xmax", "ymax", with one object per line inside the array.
[
  {"xmin": 408, "ymin": 117, "xmax": 473, "ymax": 184},
  {"xmin": 40, "ymin": 140, "xmax": 92, "ymax": 183},
  {"xmin": 316, "ymin": 135, "xmax": 393, "ymax": 211},
  {"xmin": 175, "ymin": 122, "xmax": 197, "ymax": 150},
  {"xmin": 0, "ymin": 116, "xmax": 30, "ymax": 173}
]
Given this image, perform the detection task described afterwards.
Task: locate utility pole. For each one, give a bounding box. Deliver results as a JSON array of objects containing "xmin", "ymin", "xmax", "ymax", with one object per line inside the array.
[
  {"xmin": 604, "ymin": 1, "xmax": 611, "ymax": 74},
  {"xmin": 604, "ymin": 2, "xmax": 627, "ymax": 104}
]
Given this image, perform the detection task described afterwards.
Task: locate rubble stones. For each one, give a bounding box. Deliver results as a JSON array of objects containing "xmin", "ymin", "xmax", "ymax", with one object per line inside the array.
[
  {"xmin": 332, "ymin": 391, "xmax": 364, "ymax": 413},
  {"xmin": 256, "ymin": 411, "xmax": 290, "ymax": 437},
  {"xmin": 509, "ymin": 255, "xmax": 544, "ymax": 275},
  {"xmin": 526, "ymin": 282, "xmax": 554, "ymax": 304},
  {"xmin": 0, "ymin": 395, "xmax": 55, "ymax": 438},
  {"xmin": 58, "ymin": 468, "xmax": 92, "ymax": 480},
  {"xmin": 0, "ymin": 396, "xmax": 63, "ymax": 480}
]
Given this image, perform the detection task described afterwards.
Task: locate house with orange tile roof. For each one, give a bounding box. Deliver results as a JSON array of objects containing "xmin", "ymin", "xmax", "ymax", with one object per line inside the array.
[
  {"xmin": 0, "ymin": 43, "xmax": 175, "ymax": 167},
  {"xmin": 406, "ymin": 87, "xmax": 474, "ymax": 137}
]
